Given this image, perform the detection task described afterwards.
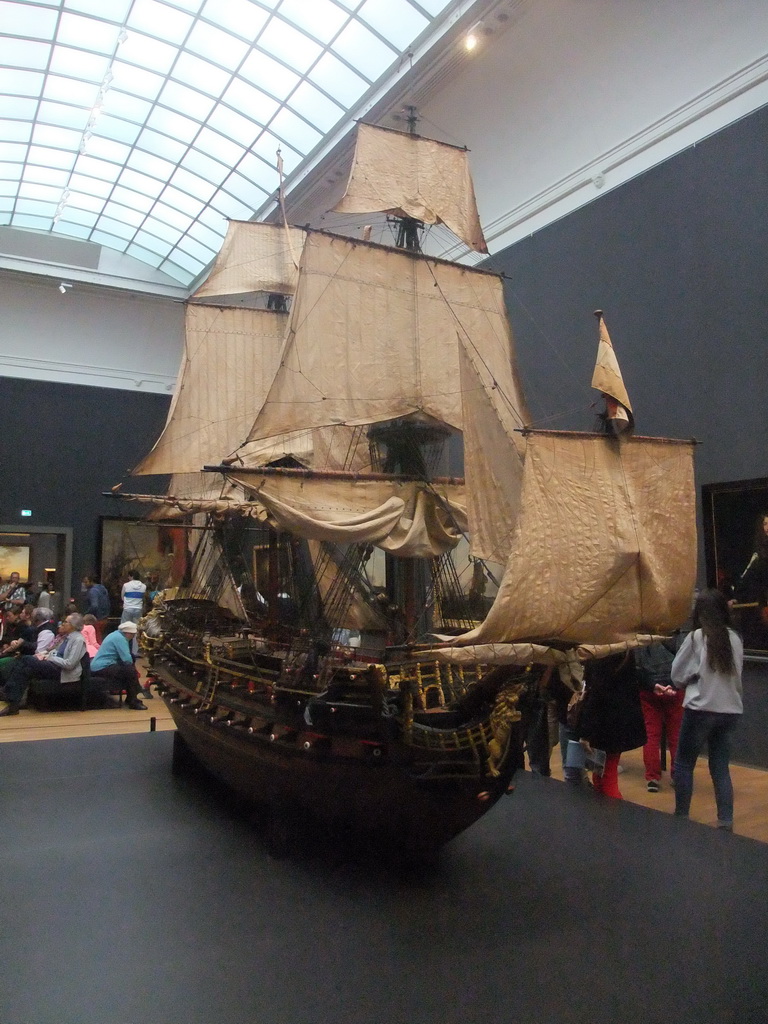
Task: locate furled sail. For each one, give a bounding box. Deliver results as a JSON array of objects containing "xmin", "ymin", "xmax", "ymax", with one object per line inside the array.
[
  {"xmin": 132, "ymin": 305, "xmax": 288, "ymax": 476},
  {"xmin": 228, "ymin": 471, "xmax": 467, "ymax": 559},
  {"xmin": 333, "ymin": 123, "xmax": 488, "ymax": 253},
  {"xmin": 450, "ymin": 430, "xmax": 696, "ymax": 646},
  {"xmin": 245, "ymin": 230, "xmax": 528, "ymax": 446},
  {"xmin": 191, "ymin": 221, "xmax": 305, "ymax": 300},
  {"xmin": 140, "ymin": 474, "xmax": 253, "ymax": 519}
]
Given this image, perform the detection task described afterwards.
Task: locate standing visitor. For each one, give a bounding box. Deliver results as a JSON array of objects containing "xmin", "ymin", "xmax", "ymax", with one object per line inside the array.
[
  {"xmin": 120, "ymin": 571, "xmax": 146, "ymax": 625},
  {"xmin": 577, "ymin": 651, "xmax": 647, "ymax": 799},
  {"xmin": 82, "ymin": 575, "xmax": 111, "ymax": 620},
  {"xmin": 635, "ymin": 639, "xmax": 685, "ymax": 792},
  {"xmin": 671, "ymin": 588, "xmax": 744, "ymax": 831}
]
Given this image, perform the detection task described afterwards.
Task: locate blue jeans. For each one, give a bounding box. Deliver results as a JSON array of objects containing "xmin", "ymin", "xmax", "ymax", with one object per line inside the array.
[
  {"xmin": 673, "ymin": 709, "xmax": 740, "ymax": 825},
  {"xmin": 559, "ymin": 721, "xmax": 583, "ymax": 782}
]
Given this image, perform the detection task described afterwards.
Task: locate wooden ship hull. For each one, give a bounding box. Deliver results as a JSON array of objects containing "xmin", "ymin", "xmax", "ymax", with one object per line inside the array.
[{"xmin": 145, "ymin": 617, "xmax": 523, "ymax": 859}]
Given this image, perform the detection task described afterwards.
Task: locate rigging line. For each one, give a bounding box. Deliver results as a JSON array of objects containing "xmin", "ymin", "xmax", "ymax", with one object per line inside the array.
[
  {"xmin": 411, "ymin": 113, "xmax": 468, "ymax": 150},
  {"xmin": 456, "ymin": 270, "xmax": 529, "ymax": 427},
  {"xmin": 524, "ymin": 403, "xmax": 601, "ymax": 430},
  {"xmin": 550, "ymin": 556, "xmax": 642, "ymax": 641},
  {"xmin": 275, "ymin": 236, "xmax": 360, "ymax": 390},
  {"xmin": 503, "ymin": 284, "xmax": 586, "ymax": 387},
  {"xmin": 424, "ymin": 262, "xmax": 527, "ymax": 430},
  {"xmin": 201, "ymin": 240, "xmax": 300, "ymax": 275}
]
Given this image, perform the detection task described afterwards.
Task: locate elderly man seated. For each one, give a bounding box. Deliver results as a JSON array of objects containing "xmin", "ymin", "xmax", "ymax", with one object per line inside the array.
[
  {"xmin": 90, "ymin": 621, "xmax": 147, "ymax": 710},
  {"xmin": 0, "ymin": 612, "xmax": 86, "ymax": 716}
]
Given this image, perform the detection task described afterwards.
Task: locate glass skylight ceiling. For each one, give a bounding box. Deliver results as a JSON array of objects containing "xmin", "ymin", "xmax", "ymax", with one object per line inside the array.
[{"xmin": 0, "ymin": 0, "xmax": 457, "ymax": 286}]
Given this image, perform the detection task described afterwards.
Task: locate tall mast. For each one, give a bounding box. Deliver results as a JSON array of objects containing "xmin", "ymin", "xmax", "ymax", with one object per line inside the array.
[{"xmin": 392, "ymin": 106, "xmax": 423, "ymax": 252}]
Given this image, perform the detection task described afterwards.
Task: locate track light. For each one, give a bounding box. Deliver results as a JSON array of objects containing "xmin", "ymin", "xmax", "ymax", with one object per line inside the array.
[{"xmin": 59, "ymin": 282, "xmax": 72, "ymax": 295}]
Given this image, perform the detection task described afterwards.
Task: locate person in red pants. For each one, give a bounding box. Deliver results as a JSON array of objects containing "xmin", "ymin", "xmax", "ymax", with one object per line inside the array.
[
  {"xmin": 636, "ymin": 639, "xmax": 684, "ymax": 792},
  {"xmin": 577, "ymin": 651, "xmax": 647, "ymax": 799}
]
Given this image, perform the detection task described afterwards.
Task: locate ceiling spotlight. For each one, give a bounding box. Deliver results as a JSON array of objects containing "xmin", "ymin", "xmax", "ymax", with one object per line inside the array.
[
  {"xmin": 465, "ymin": 22, "xmax": 483, "ymax": 51},
  {"xmin": 59, "ymin": 282, "xmax": 72, "ymax": 295}
]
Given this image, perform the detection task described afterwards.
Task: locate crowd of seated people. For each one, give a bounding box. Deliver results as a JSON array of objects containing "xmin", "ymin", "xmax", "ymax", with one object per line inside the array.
[{"xmin": 0, "ymin": 569, "xmax": 154, "ymax": 716}]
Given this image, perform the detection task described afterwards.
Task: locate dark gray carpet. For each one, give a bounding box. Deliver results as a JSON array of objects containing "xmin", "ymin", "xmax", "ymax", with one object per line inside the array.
[{"xmin": 1, "ymin": 732, "xmax": 767, "ymax": 1024}]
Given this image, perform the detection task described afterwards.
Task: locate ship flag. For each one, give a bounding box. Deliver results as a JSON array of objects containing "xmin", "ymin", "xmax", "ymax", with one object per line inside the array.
[{"xmin": 591, "ymin": 310, "xmax": 634, "ymax": 434}]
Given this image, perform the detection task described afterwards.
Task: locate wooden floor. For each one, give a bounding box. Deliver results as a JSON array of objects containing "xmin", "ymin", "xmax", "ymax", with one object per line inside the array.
[
  {"xmin": 2, "ymin": 674, "xmax": 767, "ymax": 844},
  {"xmin": 0, "ymin": 658, "xmax": 175, "ymax": 741},
  {"xmin": 550, "ymin": 745, "xmax": 768, "ymax": 843}
]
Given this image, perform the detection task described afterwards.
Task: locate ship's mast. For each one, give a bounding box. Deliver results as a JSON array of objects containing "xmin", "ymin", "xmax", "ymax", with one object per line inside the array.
[{"xmin": 392, "ymin": 106, "xmax": 423, "ymax": 253}]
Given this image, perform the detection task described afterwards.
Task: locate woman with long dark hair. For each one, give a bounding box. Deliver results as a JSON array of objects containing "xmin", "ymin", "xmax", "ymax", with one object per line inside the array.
[{"xmin": 670, "ymin": 589, "xmax": 743, "ymax": 830}]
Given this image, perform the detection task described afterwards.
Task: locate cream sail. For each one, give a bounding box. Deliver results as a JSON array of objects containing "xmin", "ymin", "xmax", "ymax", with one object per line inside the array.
[
  {"xmin": 132, "ymin": 222, "xmax": 305, "ymax": 477},
  {"xmin": 109, "ymin": 118, "xmax": 700, "ymax": 860},
  {"xmin": 334, "ymin": 122, "xmax": 488, "ymax": 253},
  {"xmin": 121, "ymin": 120, "xmax": 696, "ymax": 658}
]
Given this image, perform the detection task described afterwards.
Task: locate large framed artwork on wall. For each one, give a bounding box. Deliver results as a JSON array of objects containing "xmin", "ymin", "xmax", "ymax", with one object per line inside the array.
[
  {"xmin": 99, "ymin": 517, "xmax": 189, "ymax": 613},
  {"xmin": 702, "ymin": 477, "xmax": 768, "ymax": 656}
]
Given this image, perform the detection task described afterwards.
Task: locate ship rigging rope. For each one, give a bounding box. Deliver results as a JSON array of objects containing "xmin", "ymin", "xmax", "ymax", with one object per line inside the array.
[
  {"xmin": 500, "ymin": 285, "xmax": 601, "ymax": 430},
  {"xmin": 252, "ymin": 234, "xmax": 529, "ymax": 426},
  {"xmin": 151, "ymin": 305, "xmax": 289, "ymax": 454},
  {"xmin": 425, "ymin": 261, "xmax": 527, "ymax": 431},
  {"xmin": 197, "ymin": 239, "xmax": 299, "ymax": 284}
]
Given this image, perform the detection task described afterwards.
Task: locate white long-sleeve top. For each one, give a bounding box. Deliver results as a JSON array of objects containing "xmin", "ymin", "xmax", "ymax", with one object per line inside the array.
[{"xmin": 670, "ymin": 628, "xmax": 743, "ymax": 714}]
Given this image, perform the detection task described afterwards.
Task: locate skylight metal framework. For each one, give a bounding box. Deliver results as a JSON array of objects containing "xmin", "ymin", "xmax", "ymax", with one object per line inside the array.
[{"xmin": 0, "ymin": 0, "xmax": 457, "ymax": 286}]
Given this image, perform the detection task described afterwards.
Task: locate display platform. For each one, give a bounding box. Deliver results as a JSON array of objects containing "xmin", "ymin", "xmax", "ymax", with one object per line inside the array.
[{"xmin": 1, "ymin": 732, "xmax": 767, "ymax": 1024}]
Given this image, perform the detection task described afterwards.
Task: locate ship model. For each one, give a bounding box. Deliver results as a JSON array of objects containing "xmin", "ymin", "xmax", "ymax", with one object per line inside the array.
[{"xmin": 114, "ymin": 120, "xmax": 697, "ymax": 860}]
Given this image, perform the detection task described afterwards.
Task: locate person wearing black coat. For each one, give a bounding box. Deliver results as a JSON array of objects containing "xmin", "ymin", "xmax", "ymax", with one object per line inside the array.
[{"xmin": 577, "ymin": 651, "xmax": 647, "ymax": 798}]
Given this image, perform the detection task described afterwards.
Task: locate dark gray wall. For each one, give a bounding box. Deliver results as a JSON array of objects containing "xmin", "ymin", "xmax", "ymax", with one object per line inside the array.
[
  {"xmin": 487, "ymin": 104, "xmax": 768, "ymax": 489},
  {"xmin": 487, "ymin": 103, "xmax": 768, "ymax": 766},
  {"xmin": 0, "ymin": 377, "xmax": 169, "ymax": 597}
]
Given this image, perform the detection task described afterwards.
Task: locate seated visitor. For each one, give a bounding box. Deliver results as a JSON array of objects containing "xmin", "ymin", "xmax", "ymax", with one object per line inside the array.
[
  {"xmin": 0, "ymin": 605, "xmax": 34, "ymax": 651},
  {"xmin": 0, "ymin": 605, "xmax": 36, "ymax": 685},
  {"xmin": 0, "ymin": 613, "xmax": 87, "ymax": 717},
  {"xmin": 81, "ymin": 614, "xmax": 101, "ymax": 658},
  {"xmin": 90, "ymin": 621, "xmax": 147, "ymax": 710},
  {"xmin": 28, "ymin": 607, "xmax": 59, "ymax": 654},
  {"xmin": 0, "ymin": 572, "xmax": 27, "ymax": 613}
]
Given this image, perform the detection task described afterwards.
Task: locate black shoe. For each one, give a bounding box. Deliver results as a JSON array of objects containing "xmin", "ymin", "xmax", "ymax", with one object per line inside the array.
[
  {"xmin": 140, "ymin": 686, "xmax": 154, "ymax": 699},
  {"xmin": 0, "ymin": 702, "xmax": 21, "ymax": 717},
  {"xmin": 126, "ymin": 699, "xmax": 147, "ymax": 711},
  {"xmin": 647, "ymin": 779, "xmax": 660, "ymax": 793}
]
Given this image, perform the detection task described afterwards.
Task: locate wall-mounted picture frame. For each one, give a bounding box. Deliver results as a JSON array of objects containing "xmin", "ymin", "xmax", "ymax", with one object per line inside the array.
[
  {"xmin": 99, "ymin": 517, "xmax": 189, "ymax": 613},
  {"xmin": 0, "ymin": 545, "xmax": 31, "ymax": 581},
  {"xmin": 702, "ymin": 477, "xmax": 768, "ymax": 656}
]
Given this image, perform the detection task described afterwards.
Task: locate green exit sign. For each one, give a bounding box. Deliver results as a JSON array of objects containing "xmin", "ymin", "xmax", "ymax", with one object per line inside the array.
[{"xmin": 20, "ymin": 510, "xmax": 32, "ymax": 517}]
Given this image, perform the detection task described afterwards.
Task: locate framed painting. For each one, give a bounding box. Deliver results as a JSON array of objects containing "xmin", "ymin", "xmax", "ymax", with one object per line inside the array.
[
  {"xmin": 702, "ymin": 477, "xmax": 768, "ymax": 656},
  {"xmin": 99, "ymin": 517, "xmax": 189, "ymax": 612},
  {"xmin": 0, "ymin": 545, "xmax": 30, "ymax": 581}
]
